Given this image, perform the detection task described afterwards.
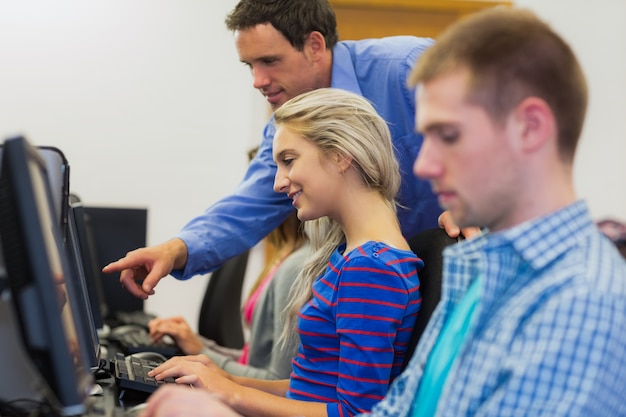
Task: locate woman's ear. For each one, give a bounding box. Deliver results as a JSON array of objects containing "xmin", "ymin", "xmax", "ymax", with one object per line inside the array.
[{"xmin": 333, "ymin": 151, "xmax": 353, "ymax": 173}]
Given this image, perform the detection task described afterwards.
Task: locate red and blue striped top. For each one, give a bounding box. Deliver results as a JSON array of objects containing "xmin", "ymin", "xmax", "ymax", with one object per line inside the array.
[{"xmin": 287, "ymin": 241, "xmax": 422, "ymax": 417}]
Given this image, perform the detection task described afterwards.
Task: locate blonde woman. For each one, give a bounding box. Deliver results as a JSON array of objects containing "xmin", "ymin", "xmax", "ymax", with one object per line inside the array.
[{"xmin": 145, "ymin": 88, "xmax": 422, "ymax": 417}]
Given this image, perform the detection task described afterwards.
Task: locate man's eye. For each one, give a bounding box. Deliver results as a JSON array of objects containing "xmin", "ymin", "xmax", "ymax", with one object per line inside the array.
[{"xmin": 440, "ymin": 131, "xmax": 459, "ymax": 144}]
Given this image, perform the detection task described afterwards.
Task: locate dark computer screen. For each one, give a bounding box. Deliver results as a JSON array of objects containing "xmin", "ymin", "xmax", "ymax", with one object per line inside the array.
[
  {"xmin": 69, "ymin": 201, "xmax": 108, "ymax": 329},
  {"xmin": 84, "ymin": 206, "xmax": 147, "ymax": 316},
  {"xmin": 0, "ymin": 136, "xmax": 92, "ymax": 416},
  {"xmin": 65, "ymin": 205, "xmax": 102, "ymax": 370}
]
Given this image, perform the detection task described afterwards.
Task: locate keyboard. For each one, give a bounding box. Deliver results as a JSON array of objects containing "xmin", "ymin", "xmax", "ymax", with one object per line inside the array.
[
  {"xmin": 108, "ymin": 324, "xmax": 182, "ymax": 357},
  {"xmin": 112, "ymin": 352, "xmax": 176, "ymax": 394},
  {"xmin": 112, "ymin": 310, "xmax": 157, "ymax": 329}
]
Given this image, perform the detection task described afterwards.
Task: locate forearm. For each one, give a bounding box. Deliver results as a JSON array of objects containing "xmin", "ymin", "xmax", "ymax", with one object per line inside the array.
[
  {"xmin": 202, "ymin": 346, "xmax": 283, "ymax": 380},
  {"xmin": 173, "ymin": 176, "xmax": 292, "ymax": 279},
  {"xmin": 200, "ymin": 343, "xmax": 242, "ymax": 367},
  {"xmin": 223, "ymin": 359, "xmax": 282, "ymax": 380},
  {"xmin": 229, "ymin": 376, "xmax": 289, "ymax": 397},
  {"xmin": 223, "ymin": 384, "xmax": 327, "ymax": 417}
]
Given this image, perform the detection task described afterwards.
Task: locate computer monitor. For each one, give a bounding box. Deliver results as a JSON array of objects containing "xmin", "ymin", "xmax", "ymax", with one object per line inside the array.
[
  {"xmin": 0, "ymin": 136, "xmax": 92, "ymax": 416},
  {"xmin": 69, "ymin": 201, "xmax": 108, "ymax": 330},
  {"xmin": 65, "ymin": 205, "xmax": 102, "ymax": 370},
  {"xmin": 0, "ymin": 140, "xmax": 100, "ymax": 370},
  {"xmin": 83, "ymin": 206, "xmax": 147, "ymax": 316},
  {"xmin": 0, "ymin": 144, "xmax": 70, "ymax": 241}
]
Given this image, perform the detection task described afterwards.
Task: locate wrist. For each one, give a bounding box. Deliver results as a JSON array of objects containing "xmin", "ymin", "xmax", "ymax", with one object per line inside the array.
[
  {"xmin": 217, "ymin": 381, "xmax": 244, "ymax": 412},
  {"xmin": 168, "ymin": 238, "xmax": 189, "ymax": 270}
]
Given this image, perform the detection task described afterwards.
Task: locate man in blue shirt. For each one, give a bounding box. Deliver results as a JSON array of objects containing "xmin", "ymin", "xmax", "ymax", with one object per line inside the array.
[{"xmin": 104, "ymin": 0, "xmax": 444, "ymax": 298}]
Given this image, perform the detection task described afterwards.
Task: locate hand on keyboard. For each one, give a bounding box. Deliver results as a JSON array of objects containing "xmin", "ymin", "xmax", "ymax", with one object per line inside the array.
[
  {"xmin": 112, "ymin": 352, "xmax": 176, "ymax": 394},
  {"xmin": 108, "ymin": 325, "xmax": 182, "ymax": 357}
]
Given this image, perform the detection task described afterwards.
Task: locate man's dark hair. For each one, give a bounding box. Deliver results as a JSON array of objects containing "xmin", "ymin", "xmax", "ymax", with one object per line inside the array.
[{"xmin": 225, "ymin": 0, "xmax": 339, "ymax": 51}]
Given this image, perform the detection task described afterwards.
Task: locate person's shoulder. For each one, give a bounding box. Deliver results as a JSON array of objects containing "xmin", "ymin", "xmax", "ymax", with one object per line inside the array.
[
  {"xmin": 340, "ymin": 36, "xmax": 434, "ymax": 57},
  {"xmin": 575, "ymin": 230, "xmax": 626, "ymax": 293},
  {"xmin": 285, "ymin": 243, "xmax": 313, "ymax": 264},
  {"xmin": 345, "ymin": 241, "xmax": 418, "ymax": 268},
  {"xmin": 272, "ymin": 244, "xmax": 312, "ymax": 285},
  {"xmin": 338, "ymin": 243, "xmax": 419, "ymax": 289}
]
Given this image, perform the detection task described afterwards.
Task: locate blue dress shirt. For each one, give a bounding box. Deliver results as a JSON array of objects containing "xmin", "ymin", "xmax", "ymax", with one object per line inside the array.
[
  {"xmin": 367, "ymin": 200, "xmax": 626, "ymax": 417},
  {"xmin": 173, "ymin": 36, "xmax": 441, "ymax": 279}
]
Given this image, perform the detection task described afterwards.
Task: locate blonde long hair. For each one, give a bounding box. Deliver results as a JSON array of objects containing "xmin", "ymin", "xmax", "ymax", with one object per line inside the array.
[
  {"xmin": 274, "ymin": 88, "xmax": 401, "ymax": 345},
  {"xmin": 246, "ymin": 210, "xmax": 305, "ymax": 300}
]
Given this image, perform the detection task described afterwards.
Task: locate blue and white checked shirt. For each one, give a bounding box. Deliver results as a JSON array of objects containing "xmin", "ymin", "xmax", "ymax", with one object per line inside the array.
[{"xmin": 367, "ymin": 200, "xmax": 626, "ymax": 417}]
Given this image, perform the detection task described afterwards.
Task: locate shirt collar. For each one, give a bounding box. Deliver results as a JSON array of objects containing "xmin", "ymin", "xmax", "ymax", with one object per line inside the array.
[
  {"xmin": 447, "ymin": 201, "xmax": 591, "ymax": 266},
  {"xmin": 487, "ymin": 200, "xmax": 592, "ymax": 271},
  {"xmin": 443, "ymin": 200, "xmax": 592, "ymax": 294},
  {"xmin": 330, "ymin": 42, "xmax": 362, "ymax": 95}
]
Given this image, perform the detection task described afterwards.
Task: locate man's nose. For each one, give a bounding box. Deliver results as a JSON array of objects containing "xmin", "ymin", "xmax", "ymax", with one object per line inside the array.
[
  {"xmin": 413, "ymin": 139, "xmax": 442, "ymax": 180},
  {"xmin": 252, "ymin": 67, "xmax": 270, "ymax": 90}
]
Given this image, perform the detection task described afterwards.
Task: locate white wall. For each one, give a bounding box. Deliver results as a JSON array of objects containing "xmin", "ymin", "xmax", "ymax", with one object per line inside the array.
[
  {"xmin": 0, "ymin": 0, "xmax": 269, "ymax": 327},
  {"xmin": 516, "ymin": 0, "xmax": 626, "ymax": 222},
  {"xmin": 1, "ymin": 0, "xmax": 624, "ymax": 329}
]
